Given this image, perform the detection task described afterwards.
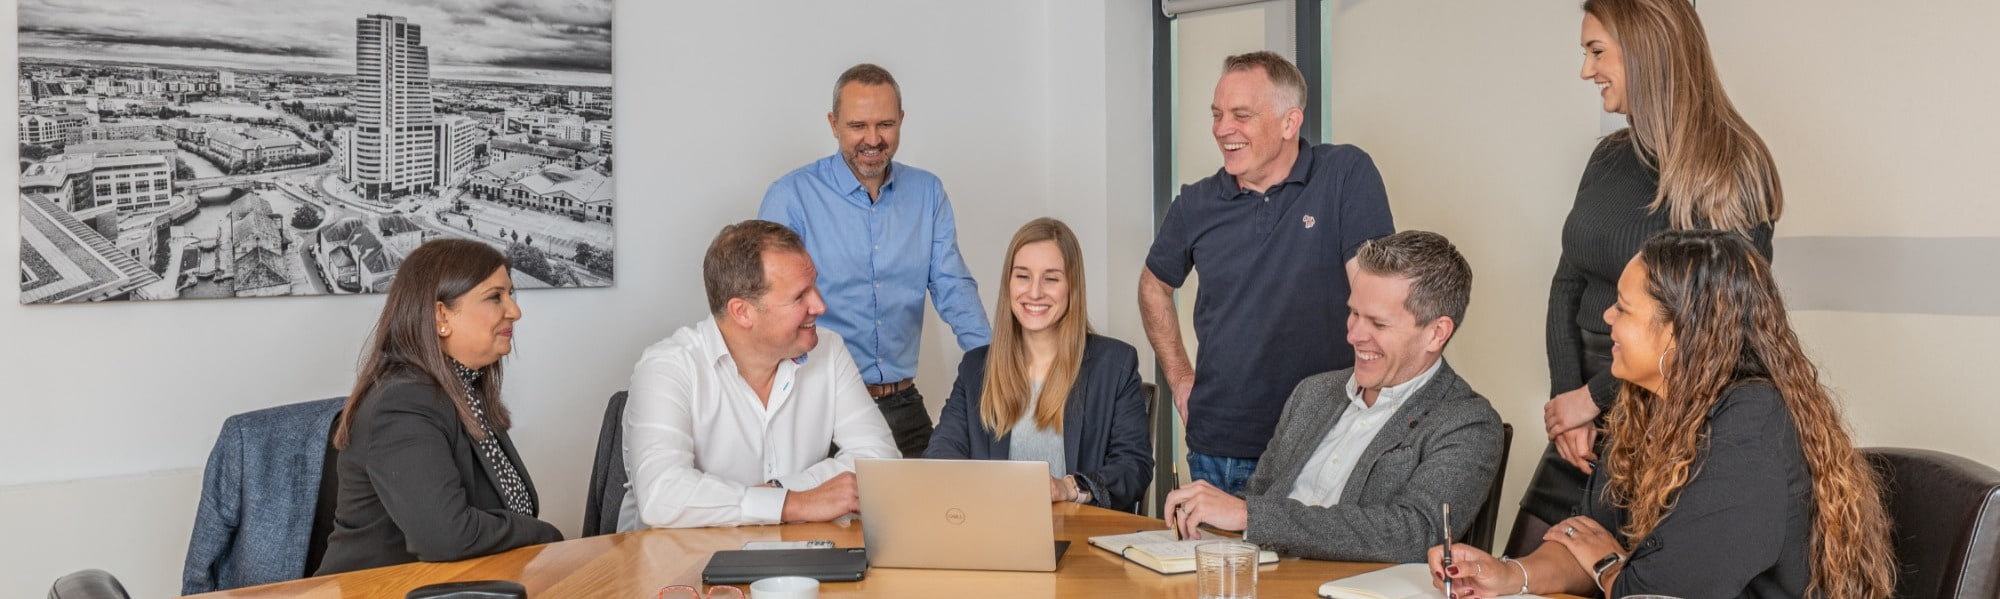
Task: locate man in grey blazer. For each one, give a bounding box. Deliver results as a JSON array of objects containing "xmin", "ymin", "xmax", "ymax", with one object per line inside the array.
[{"xmin": 1164, "ymin": 230, "xmax": 1502, "ymax": 564}]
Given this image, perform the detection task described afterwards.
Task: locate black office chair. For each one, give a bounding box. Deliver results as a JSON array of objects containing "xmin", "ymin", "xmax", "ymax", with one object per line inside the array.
[
  {"xmin": 1461, "ymin": 423, "xmax": 1513, "ymax": 553},
  {"xmin": 581, "ymin": 391, "xmax": 631, "ymax": 537},
  {"xmin": 1864, "ymin": 447, "xmax": 2000, "ymax": 599},
  {"xmin": 1142, "ymin": 381, "xmax": 1176, "ymax": 518},
  {"xmin": 304, "ymin": 410, "xmax": 343, "ymax": 576},
  {"xmin": 47, "ymin": 569, "xmax": 130, "ymax": 599}
]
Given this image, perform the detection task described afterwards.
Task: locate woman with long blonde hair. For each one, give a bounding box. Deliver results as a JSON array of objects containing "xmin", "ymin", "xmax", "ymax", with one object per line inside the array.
[
  {"xmin": 1526, "ymin": 0, "xmax": 1786, "ymax": 550},
  {"xmin": 925, "ymin": 218, "xmax": 1153, "ymax": 511},
  {"xmin": 1432, "ymin": 230, "xmax": 1893, "ymax": 599}
]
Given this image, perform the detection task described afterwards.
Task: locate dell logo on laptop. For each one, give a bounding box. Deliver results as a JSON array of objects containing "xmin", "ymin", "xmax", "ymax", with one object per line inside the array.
[{"xmin": 945, "ymin": 508, "xmax": 967, "ymax": 525}]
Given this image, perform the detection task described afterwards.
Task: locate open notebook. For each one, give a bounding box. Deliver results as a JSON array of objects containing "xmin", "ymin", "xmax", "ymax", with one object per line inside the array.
[
  {"xmin": 1318, "ymin": 563, "xmax": 1555, "ymax": 599},
  {"xmin": 1087, "ymin": 530, "xmax": 1278, "ymax": 575}
]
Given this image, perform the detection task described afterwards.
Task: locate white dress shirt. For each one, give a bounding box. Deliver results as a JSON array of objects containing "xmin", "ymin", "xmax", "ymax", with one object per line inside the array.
[
  {"xmin": 617, "ymin": 317, "xmax": 898, "ymax": 530},
  {"xmin": 1285, "ymin": 359, "xmax": 1443, "ymax": 507}
]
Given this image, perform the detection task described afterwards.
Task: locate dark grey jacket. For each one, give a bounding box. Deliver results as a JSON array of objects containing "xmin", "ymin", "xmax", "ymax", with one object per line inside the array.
[
  {"xmin": 1242, "ymin": 359, "xmax": 1503, "ymax": 563},
  {"xmin": 316, "ymin": 375, "xmax": 562, "ymax": 575}
]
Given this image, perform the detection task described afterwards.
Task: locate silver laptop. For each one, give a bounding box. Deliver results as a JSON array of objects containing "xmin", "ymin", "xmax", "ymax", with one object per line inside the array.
[{"xmin": 856, "ymin": 458, "xmax": 1066, "ymax": 572}]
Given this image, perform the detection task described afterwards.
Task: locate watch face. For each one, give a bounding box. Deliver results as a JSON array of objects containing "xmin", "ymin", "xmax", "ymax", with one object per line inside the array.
[{"xmin": 1593, "ymin": 552, "xmax": 1623, "ymax": 574}]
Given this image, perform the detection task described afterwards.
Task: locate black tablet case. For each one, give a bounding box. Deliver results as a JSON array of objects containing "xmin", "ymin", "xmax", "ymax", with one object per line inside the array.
[{"xmin": 700, "ymin": 547, "xmax": 870, "ymax": 584}]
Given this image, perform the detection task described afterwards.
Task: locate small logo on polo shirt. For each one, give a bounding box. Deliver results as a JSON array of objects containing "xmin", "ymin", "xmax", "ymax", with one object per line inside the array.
[{"xmin": 1302, "ymin": 214, "xmax": 1317, "ymax": 229}]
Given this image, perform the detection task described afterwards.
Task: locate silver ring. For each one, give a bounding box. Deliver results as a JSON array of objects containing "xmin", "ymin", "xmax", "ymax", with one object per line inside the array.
[{"xmin": 1564, "ymin": 526, "xmax": 1576, "ymax": 537}]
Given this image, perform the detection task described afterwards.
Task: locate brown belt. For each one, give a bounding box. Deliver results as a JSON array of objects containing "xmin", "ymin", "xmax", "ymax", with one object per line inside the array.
[{"xmin": 866, "ymin": 378, "xmax": 915, "ymax": 399}]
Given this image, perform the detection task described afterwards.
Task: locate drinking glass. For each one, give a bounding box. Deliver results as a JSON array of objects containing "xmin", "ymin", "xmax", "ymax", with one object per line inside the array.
[{"xmin": 1195, "ymin": 540, "xmax": 1258, "ymax": 599}]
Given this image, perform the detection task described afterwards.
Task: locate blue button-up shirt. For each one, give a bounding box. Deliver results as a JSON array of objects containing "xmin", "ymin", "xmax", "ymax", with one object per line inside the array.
[{"xmin": 759, "ymin": 153, "xmax": 991, "ymax": 385}]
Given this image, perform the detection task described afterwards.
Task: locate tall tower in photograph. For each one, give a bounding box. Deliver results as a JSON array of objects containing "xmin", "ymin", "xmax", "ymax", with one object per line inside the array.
[{"xmin": 352, "ymin": 14, "xmax": 436, "ymax": 200}]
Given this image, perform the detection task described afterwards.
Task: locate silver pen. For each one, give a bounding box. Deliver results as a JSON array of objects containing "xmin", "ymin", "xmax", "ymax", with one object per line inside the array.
[{"xmin": 1440, "ymin": 503, "xmax": 1455, "ymax": 598}]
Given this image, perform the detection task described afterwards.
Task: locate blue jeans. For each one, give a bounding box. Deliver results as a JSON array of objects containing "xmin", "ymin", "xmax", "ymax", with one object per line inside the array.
[{"xmin": 1187, "ymin": 452, "xmax": 1259, "ymax": 495}]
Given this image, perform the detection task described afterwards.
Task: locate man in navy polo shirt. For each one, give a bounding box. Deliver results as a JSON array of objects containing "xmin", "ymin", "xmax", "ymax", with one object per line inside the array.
[{"xmin": 1140, "ymin": 51, "xmax": 1393, "ymax": 494}]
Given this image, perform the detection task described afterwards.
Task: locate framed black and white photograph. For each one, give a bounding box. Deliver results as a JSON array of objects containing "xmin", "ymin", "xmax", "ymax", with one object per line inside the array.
[{"xmin": 17, "ymin": 0, "xmax": 614, "ymax": 303}]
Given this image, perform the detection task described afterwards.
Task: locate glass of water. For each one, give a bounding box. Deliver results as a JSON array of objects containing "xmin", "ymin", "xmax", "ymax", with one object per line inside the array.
[{"xmin": 1195, "ymin": 540, "xmax": 1259, "ymax": 599}]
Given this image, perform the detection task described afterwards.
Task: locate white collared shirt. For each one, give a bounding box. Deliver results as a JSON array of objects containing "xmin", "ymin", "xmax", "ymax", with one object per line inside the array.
[
  {"xmin": 617, "ymin": 317, "xmax": 898, "ymax": 530},
  {"xmin": 1284, "ymin": 359, "xmax": 1443, "ymax": 507}
]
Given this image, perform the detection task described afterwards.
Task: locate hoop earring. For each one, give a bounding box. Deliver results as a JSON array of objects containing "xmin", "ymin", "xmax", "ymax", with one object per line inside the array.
[{"xmin": 1658, "ymin": 347, "xmax": 1673, "ymax": 374}]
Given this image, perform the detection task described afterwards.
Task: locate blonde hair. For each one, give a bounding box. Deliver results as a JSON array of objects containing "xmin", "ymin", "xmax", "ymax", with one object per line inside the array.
[
  {"xmin": 1586, "ymin": 0, "xmax": 1783, "ymax": 232},
  {"xmin": 979, "ymin": 218, "xmax": 1091, "ymax": 438}
]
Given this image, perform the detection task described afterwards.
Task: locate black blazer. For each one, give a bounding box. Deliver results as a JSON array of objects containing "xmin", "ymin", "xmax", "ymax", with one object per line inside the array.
[
  {"xmin": 316, "ymin": 375, "xmax": 562, "ymax": 575},
  {"xmin": 925, "ymin": 335, "xmax": 1154, "ymax": 512},
  {"xmin": 1579, "ymin": 381, "xmax": 1812, "ymax": 598}
]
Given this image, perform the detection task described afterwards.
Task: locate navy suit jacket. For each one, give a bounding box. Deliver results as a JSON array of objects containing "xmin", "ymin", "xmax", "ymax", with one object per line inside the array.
[{"xmin": 925, "ymin": 334, "xmax": 1154, "ymax": 512}]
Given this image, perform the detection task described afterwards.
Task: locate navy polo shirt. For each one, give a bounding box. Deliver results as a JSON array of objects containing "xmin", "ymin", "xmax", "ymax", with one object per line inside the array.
[{"xmin": 1145, "ymin": 141, "xmax": 1394, "ymax": 458}]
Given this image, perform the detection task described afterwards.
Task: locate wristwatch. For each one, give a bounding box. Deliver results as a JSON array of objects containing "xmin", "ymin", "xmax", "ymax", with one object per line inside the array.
[
  {"xmin": 1064, "ymin": 475, "xmax": 1090, "ymax": 504},
  {"xmin": 1592, "ymin": 551, "xmax": 1625, "ymax": 592}
]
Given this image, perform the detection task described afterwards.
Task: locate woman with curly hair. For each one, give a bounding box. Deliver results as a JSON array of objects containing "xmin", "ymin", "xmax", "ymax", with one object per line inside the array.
[{"xmin": 1431, "ymin": 230, "xmax": 1893, "ymax": 599}]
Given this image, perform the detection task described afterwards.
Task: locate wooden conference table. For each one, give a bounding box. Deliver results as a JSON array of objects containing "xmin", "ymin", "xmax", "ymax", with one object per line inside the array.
[{"xmin": 189, "ymin": 503, "xmax": 1575, "ymax": 598}]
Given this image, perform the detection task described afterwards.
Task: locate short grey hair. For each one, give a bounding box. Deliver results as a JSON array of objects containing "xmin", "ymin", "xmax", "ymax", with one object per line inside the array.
[
  {"xmin": 1356, "ymin": 230, "xmax": 1473, "ymax": 330},
  {"xmin": 831, "ymin": 63, "xmax": 902, "ymax": 114},
  {"xmin": 1222, "ymin": 51, "xmax": 1307, "ymax": 113}
]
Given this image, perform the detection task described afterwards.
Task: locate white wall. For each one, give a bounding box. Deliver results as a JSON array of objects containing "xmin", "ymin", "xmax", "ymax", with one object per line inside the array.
[
  {"xmin": 0, "ymin": 2, "xmax": 1152, "ymax": 596},
  {"xmin": 1697, "ymin": 0, "xmax": 2000, "ymax": 465},
  {"xmin": 1323, "ymin": 0, "xmax": 2000, "ymax": 547},
  {"xmin": 1324, "ymin": 0, "xmax": 1601, "ymax": 547}
]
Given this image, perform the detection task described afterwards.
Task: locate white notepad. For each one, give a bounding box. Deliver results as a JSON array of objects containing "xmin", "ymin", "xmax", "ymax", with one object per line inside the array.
[
  {"xmin": 1318, "ymin": 563, "xmax": 1555, "ymax": 599},
  {"xmin": 1088, "ymin": 530, "xmax": 1278, "ymax": 575}
]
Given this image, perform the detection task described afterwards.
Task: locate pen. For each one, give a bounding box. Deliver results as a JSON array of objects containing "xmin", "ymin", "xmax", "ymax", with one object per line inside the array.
[{"xmin": 1440, "ymin": 503, "xmax": 1454, "ymax": 598}]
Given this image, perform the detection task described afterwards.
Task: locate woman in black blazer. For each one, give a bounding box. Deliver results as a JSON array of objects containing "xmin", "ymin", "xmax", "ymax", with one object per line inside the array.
[
  {"xmin": 1431, "ymin": 231, "xmax": 1892, "ymax": 599},
  {"xmin": 925, "ymin": 218, "xmax": 1153, "ymax": 512},
  {"xmin": 317, "ymin": 239, "xmax": 562, "ymax": 575}
]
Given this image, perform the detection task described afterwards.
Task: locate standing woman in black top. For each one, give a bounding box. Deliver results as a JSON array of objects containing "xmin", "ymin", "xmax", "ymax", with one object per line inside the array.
[
  {"xmin": 1518, "ymin": 0, "xmax": 1783, "ymax": 550},
  {"xmin": 1432, "ymin": 230, "xmax": 1893, "ymax": 599},
  {"xmin": 318, "ymin": 239, "xmax": 562, "ymax": 574}
]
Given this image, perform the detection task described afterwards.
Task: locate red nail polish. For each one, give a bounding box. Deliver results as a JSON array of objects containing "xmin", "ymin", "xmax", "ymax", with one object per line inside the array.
[{"xmin": 1448, "ymin": 565, "xmax": 1459, "ymax": 576}]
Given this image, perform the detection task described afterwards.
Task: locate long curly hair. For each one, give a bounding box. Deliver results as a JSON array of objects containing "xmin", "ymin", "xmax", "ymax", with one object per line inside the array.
[{"xmin": 1602, "ymin": 230, "xmax": 1893, "ymax": 599}]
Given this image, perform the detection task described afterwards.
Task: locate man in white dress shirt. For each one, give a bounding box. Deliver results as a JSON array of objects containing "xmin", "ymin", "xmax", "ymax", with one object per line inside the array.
[
  {"xmin": 1161, "ymin": 231, "xmax": 1503, "ymax": 563},
  {"xmin": 619, "ymin": 220, "xmax": 899, "ymax": 530}
]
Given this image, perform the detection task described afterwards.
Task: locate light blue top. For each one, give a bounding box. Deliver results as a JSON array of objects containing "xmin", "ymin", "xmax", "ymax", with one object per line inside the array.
[
  {"xmin": 1007, "ymin": 381, "xmax": 1065, "ymax": 478},
  {"xmin": 759, "ymin": 153, "xmax": 991, "ymax": 384}
]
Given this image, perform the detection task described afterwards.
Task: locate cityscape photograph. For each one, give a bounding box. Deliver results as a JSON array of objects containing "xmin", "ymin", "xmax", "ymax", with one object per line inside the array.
[{"xmin": 17, "ymin": 0, "xmax": 614, "ymax": 303}]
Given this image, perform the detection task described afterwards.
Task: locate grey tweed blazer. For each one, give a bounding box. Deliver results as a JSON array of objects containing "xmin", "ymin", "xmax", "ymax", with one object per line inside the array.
[{"xmin": 1241, "ymin": 358, "xmax": 1503, "ymax": 563}]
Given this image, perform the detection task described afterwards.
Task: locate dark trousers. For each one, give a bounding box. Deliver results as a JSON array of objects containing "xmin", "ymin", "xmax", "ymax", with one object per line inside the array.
[
  {"xmin": 1515, "ymin": 328, "xmax": 1615, "ymax": 555},
  {"xmin": 874, "ymin": 386, "xmax": 932, "ymax": 458}
]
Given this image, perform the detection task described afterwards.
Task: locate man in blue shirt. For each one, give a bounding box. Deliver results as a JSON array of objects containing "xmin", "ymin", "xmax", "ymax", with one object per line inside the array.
[
  {"xmin": 1140, "ymin": 51, "xmax": 1393, "ymax": 494},
  {"xmin": 760, "ymin": 63, "xmax": 991, "ymax": 458}
]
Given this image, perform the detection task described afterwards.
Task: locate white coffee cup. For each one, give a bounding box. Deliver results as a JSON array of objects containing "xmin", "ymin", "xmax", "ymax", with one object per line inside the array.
[{"xmin": 748, "ymin": 576, "xmax": 819, "ymax": 599}]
